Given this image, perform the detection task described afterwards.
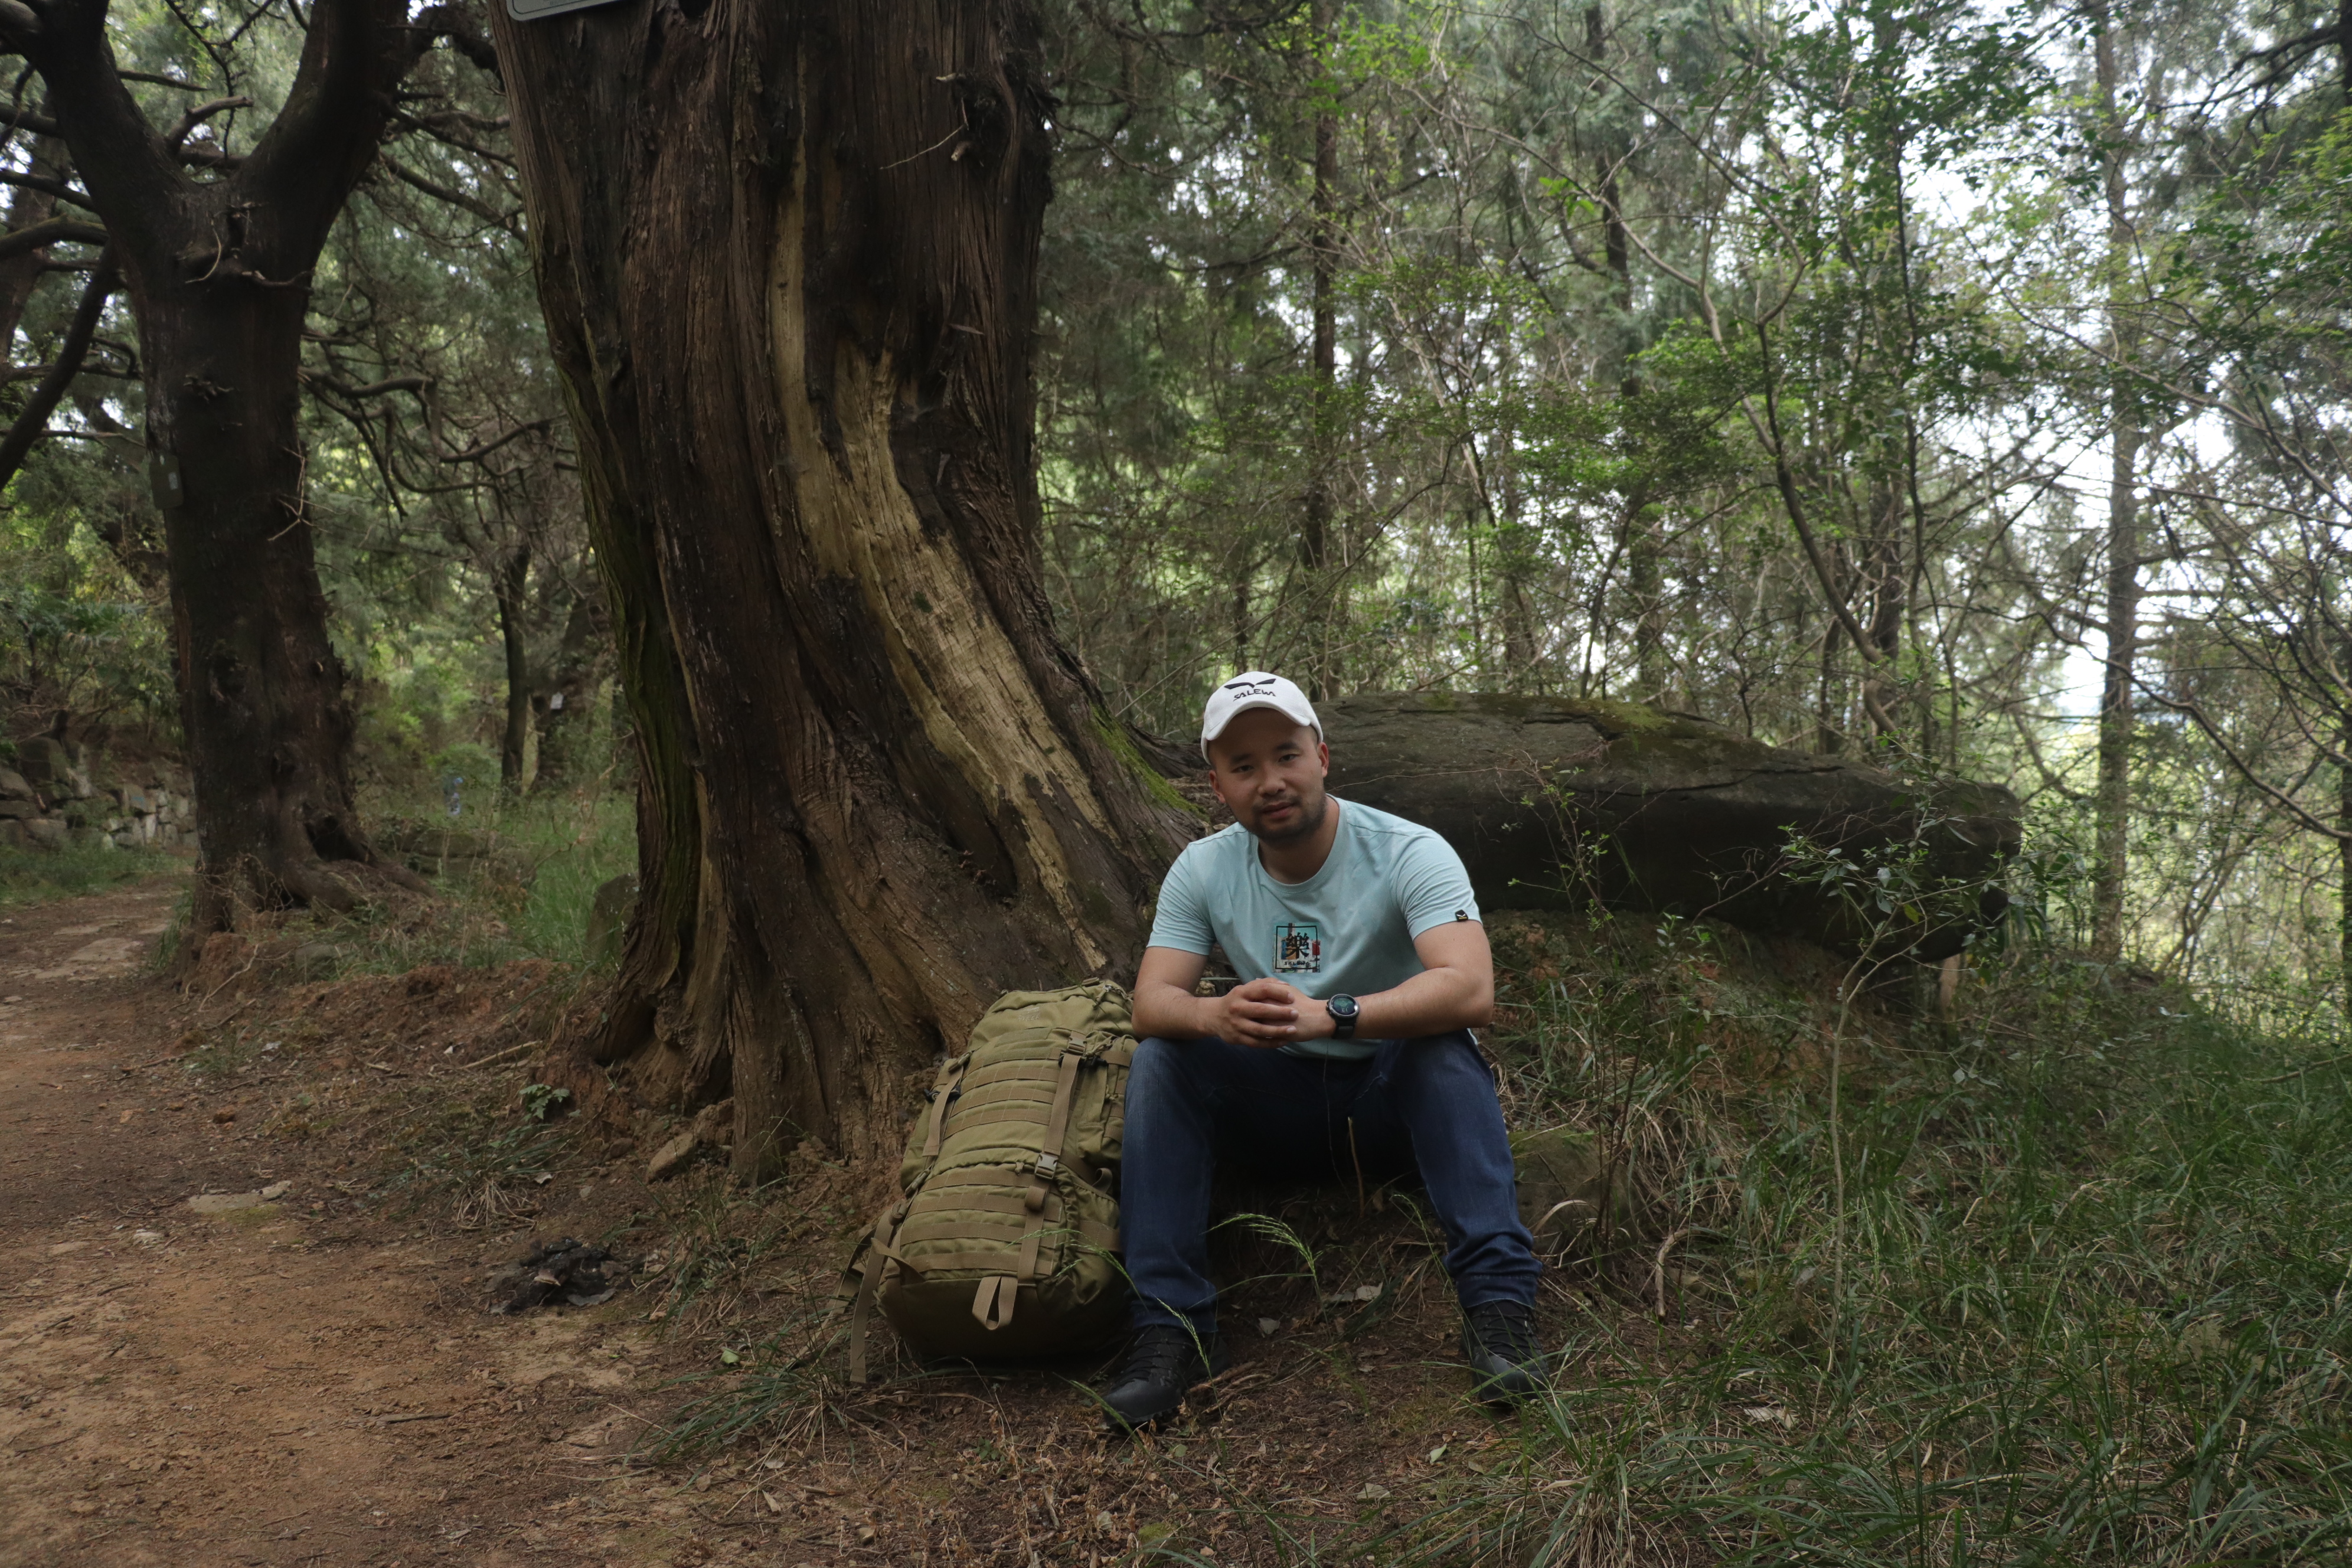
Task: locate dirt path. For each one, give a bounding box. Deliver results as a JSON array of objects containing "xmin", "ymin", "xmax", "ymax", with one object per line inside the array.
[{"xmin": 0, "ymin": 881, "xmax": 656, "ymax": 1567}]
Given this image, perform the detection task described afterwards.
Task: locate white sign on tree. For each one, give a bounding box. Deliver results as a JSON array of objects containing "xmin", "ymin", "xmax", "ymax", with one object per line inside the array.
[{"xmin": 508, "ymin": 0, "xmax": 629, "ymax": 19}]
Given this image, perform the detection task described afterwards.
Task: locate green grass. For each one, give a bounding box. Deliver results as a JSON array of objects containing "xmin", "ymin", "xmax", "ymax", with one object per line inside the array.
[
  {"xmin": 1375, "ymin": 917, "xmax": 2352, "ymax": 1567},
  {"xmin": 297, "ymin": 785, "xmax": 635, "ymax": 975},
  {"xmin": 631, "ymin": 1172, "xmax": 877, "ymax": 1463},
  {"xmin": 489, "ymin": 786, "xmax": 636, "ymax": 963},
  {"xmin": 0, "ymin": 838, "xmax": 178, "ymax": 911},
  {"xmin": 368, "ymin": 1070, "xmax": 584, "ymax": 1224}
]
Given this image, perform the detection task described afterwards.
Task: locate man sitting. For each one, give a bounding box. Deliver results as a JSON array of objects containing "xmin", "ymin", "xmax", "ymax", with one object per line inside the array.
[{"xmin": 1100, "ymin": 672, "xmax": 1544, "ymax": 1432}]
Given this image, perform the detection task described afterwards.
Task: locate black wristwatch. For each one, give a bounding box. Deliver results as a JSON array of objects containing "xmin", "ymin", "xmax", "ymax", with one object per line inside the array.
[{"xmin": 1327, "ymin": 994, "xmax": 1360, "ymax": 1040}]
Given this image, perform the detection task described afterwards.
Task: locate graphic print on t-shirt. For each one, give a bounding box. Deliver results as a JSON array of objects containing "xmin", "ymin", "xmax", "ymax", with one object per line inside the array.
[{"xmin": 1273, "ymin": 921, "xmax": 1322, "ymax": 974}]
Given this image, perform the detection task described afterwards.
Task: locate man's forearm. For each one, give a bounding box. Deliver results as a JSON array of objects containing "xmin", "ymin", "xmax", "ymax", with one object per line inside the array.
[
  {"xmin": 1132, "ymin": 984, "xmax": 1214, "ymax": 1041},
  {"xmin": 1351, "ymin": 965, "xmax": 1492, "ymax": 1040}
]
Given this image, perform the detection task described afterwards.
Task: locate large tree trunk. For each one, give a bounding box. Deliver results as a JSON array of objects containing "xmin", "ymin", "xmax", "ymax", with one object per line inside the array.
[
  {"xmin": 492, "ymin": 0, "xmax": 1189, "ymax": 1171},
  {"xmin": 146, "ymin": 280, "xmax": 420, "ymax": 932},
  {"xmin": 18, "ymin": 0, "xmax": 474, "ymax": 940}
]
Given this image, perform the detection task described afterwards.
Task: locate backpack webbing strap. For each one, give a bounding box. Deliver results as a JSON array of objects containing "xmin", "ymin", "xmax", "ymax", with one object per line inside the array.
[
  {"xmin": 891, "ymin": 1226, "xmax": 1121, "ymax": 1264},
  {"xmin": 922, "ymin": 1057, "xmax": 970, "ymax": 1162},
  {"xmin": 845, "ymin": 1206, "xmax": 900, "ymax": 1384},
  {"xmin": 972, "ymin": 1273, "xmax": 1019, "ymax": 1331},
  {"xmin": 1019, "ymin": 1050, "xmax": 1086, "ymax": 1279}
]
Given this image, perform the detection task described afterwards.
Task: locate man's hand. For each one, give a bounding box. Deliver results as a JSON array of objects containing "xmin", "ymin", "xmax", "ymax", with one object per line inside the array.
[
  {"xmin": 1210, "ymin": 978, "xmax": 1331, "ymax": 1048},
  {"xmin": 1131, "ymin": 926, "xmax": 1492, "ymax": 1046},
  {"xmin": 1134, "ymin": 949, "xmax": 1331, "ymax": 1045}
]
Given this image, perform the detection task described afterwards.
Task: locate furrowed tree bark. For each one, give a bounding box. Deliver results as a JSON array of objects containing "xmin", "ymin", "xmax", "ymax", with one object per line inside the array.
[
  {"xmin": 6, "ymin": 0, "xmax": 484, "ymax": 939},
  {"xmin": 491, "ymin": 0, "xmax": 1190, "ymax": 1170}
]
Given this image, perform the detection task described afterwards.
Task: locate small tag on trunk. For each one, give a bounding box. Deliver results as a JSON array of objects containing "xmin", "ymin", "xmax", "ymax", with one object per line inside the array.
[{"xmin": 148, "ymin": 450, "xmax": 182, "ymax": 512}]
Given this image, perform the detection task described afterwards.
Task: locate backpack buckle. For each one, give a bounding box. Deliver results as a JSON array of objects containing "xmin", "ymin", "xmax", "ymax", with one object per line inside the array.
[{"xmin": 1035, "ymin": 1152, "xmax": 1061, "ymax": 1175}]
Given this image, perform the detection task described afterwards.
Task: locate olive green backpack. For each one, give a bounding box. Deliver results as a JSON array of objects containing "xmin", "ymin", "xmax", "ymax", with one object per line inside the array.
[{"xmin": 844, "ymin": 981, "xmax": 1136, "ymax": 1380}]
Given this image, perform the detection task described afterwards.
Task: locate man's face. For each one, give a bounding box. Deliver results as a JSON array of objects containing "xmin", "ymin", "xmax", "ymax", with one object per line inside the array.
[{"xmin": 1207, "ymin": 709, "xmax": 1330, "ymax": 846}]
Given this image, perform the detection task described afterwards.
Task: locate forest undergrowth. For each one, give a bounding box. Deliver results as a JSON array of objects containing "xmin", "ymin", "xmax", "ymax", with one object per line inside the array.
[
  {"xmin": 512, "ymin": 894, "xmax": 2352, "ymax": 1566},
  {"xmin": 51, "ymin": 799, "xmax": 2351, "ymax": 1566},
  {"xmin": 1374, "ymin": 914, "xmax": 2352, "ymax": 1567}
]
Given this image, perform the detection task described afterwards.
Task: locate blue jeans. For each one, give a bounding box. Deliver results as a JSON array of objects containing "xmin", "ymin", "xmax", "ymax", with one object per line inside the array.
[{"xmin": 1121, "ymin": 1031, "xmax": 1540, "ymax": 1334}]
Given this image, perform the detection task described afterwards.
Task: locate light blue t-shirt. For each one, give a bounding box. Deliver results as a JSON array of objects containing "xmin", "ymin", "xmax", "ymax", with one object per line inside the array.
[{"xmin": 1146, "ymin": 799, "xmax": 1481, "ymax": 1061}]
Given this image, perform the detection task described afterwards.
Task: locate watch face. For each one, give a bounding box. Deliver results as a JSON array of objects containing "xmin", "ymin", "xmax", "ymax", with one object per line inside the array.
[{"xmin": 1330, "ymin": 995, "xmax": 1358, "ymax": 1018}]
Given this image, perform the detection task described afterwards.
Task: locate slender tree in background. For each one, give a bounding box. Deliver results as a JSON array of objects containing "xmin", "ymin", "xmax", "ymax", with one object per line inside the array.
[
  {"xmin": 2088, "ymin": 0, "xmax": 2143, "ymax": 964},
  {"xmin": 1299, "ymin": 0, "xmax": 1342, "ymax": 695},
  {"xmin": 0, "ymin": 0, "xmax": 494, "ymax": 938},
  {"xmin": 491, "ymin": 0, "xmax": 1189, "ymax": 1170},
  {"xmin": 1582, "ymin": 3, "xmax": 1664, "ymax": 701},
  {"xmin": 298, "ymin": 97, "xmax": 587, "ymax": 798}
]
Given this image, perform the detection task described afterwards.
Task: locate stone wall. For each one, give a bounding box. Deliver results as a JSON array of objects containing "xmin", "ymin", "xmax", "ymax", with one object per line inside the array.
[{"xmin": 0, "ymin": 736, "xmax": 196, "ymax": 854}]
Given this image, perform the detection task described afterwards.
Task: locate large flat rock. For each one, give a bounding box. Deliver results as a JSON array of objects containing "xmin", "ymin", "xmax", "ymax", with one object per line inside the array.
[{"xmin": 1319, "ymin": 692, "xmax": 2018, "ymax": 958}]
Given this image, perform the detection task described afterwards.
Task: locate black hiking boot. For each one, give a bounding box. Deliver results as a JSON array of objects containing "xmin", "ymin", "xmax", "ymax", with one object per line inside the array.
[
  {"xmin": 1461, "ymin": 1299, "xmax": 1546, "ymax": 1406},
  {"xmin": 1098, "ymin": 1324, "xmax": 1228, "ymax": 1434}
]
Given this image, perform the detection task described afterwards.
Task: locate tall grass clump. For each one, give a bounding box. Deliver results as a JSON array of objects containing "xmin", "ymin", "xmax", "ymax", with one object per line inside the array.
[
  {"xmin": 0, "ymin": 838, "xmax": 176, "ymax": 911},
  {"xmin": 320, "ymin": 785, "xmax": 635, "ymax": 974},
  {"xmin": 478, "ymin": 785, "xmax": 635, "ymax": 962},
  {"xmin": 1394, "ymin": 910, "xmax": 2352, "ymax": 1566}
]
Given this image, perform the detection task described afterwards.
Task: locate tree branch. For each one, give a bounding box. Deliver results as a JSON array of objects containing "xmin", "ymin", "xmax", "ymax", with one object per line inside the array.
[
  {"xmin": 19, "ymin": 0, "xmax": 197, "ymax": 279},
  {"xmin": 0, "ymin": 169, "xmax": 97, "ymax": 212},
  {"xmin": 376, "ymin": 153, "xmax": 516, "ymax": 230},
  {"xmin": 234, "ymin": 0, "xmax": 410, "ymax": 247},
  {"xmin": 0, "ymin": 240, "xmax": 113, "ymax": 491},
  {"xmin": 237, "ymin": 0, "xmax": 499, "ymax": 251},
  {"xmin": 1753, "ymin": 322, "xmax": 1900, "ymax": 736},
  {"xmin": 300, "ymin": 368, "xmax": 429, "ymax": 404},
  {"xmin": 441, "ymin": 417, "xmax": 551, "ymax": 463},
  {"xmin": 412, "ymin": 3, "xmax": 499, "ymax": 80},
  {"xmin": 163, "ymin": 93, "xmax": 246, "ymax": 151},
  {"xmin": 2138, "ymin": 680, "xmax": 2352, "ymax": 845},
  {"xmin": 0, "ymin": 100, "xmax": 58, "ymax": 136},
  {"xmin": 0, "ymin": 213, "xmax": 104, "ymax": 259},
  {"xmin": 116, "ymin": 70, "xmax": 204, "ymax": 92}
]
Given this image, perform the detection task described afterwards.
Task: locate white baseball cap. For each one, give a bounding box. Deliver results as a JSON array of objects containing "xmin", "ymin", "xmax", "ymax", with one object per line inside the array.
[{"xmin": 1200, "ymin": 671, "xmax": 1321, "ymax": 759}]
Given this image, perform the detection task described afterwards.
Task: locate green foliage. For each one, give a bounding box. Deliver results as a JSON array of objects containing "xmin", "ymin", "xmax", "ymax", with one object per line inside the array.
[{"xmin": 520, "ymin": 1082, "xmax": 571, "ymax": 1122}]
